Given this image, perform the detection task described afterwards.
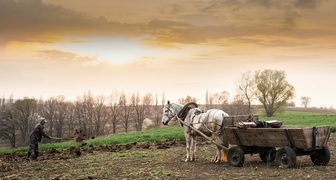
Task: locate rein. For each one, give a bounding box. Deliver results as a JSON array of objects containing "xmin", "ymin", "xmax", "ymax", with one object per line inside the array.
[{"xmin": 174, "ymin": 114, "xmax": 229, "ymax": 151}]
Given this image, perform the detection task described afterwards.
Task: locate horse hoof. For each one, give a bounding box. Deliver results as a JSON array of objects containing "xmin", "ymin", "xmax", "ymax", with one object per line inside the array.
[{"xmin": 211, "ymin": 157, "xmax": 220, "ymax": 163}]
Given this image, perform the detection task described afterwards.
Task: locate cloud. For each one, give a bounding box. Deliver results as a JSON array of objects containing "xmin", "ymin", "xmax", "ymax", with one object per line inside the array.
[
  {"xmin": 201, "ymin": 0, "xmax": 324, "ymax": 11},
  {"xmin": 0, "ymin": 0, "xmax": 334, "ymax": 50},
  {"xmin": 37, "ymin": 49, "xmax": 97, "ymax": 65},
  {"xmin": 294, "ymin": 0, "xmax": 323, "ymax": 9},
  {"xmin": 143, "ymin": 0, "xmax": 333, "ymax": 47},
  {"xmin": 0, "ymin": 0, "xmax": 138, "ymax": 46},
  {"xmin": 198, "ymin": 0, "xmax": 326, "ymax": 30}
]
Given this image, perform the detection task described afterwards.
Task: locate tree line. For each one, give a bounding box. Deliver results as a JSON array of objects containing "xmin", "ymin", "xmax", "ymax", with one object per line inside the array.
[
  {"xmin": 0, "ymin": 91, "xmax": 166, "ymax": 148},
  {"xmin": 1, "ymin": 69, "xmax": 300, "ymax": 148},
  {"xmin": 0, "ymin": 91, "xmax": 253, "ymax": 149}
]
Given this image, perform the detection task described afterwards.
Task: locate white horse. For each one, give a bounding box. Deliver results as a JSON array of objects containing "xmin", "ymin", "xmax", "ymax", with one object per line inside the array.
[{"xmin": 162, "ymin": 101, "xmax": 230, "ymax": 163}]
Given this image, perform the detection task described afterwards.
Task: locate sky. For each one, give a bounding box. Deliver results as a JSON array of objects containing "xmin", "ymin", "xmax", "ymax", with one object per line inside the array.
[{"xmin": 1, "ymin": 0, "xmax": 336, "ymax": 108}]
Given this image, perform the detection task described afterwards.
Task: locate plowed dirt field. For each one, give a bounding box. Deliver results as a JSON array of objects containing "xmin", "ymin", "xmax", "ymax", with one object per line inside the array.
[{"xmin": 1, "ymin": 135, "xmax": 335, "ymax": 179}]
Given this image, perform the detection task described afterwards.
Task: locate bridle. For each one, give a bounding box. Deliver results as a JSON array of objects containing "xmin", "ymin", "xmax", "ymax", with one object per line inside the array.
[{"xmin": 164, "ymin": 104, "xmax": 177, "ymax": 119}]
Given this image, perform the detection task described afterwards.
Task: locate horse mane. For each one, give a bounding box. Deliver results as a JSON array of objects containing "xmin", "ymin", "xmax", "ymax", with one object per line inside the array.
[{"xmin": 177, "ymin": 102, "xmax": 198, "ymax": 123}]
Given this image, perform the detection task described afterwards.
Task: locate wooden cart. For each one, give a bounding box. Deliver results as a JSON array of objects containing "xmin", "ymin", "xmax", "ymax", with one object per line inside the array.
[{"xmin": 225, "ymin": 125, "xmax": 332, "ymax": 168}]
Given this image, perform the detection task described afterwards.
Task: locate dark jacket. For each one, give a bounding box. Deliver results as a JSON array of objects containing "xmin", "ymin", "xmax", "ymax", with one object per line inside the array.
[{"xmin": 30, "ymin": 124, "xmax": 51, "ymax": 144}]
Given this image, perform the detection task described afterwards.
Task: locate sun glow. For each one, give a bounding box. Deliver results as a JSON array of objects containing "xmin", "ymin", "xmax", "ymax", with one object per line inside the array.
[{"xmin": 52, "ymin": 36, "xmax": 164, "ymax": 64}]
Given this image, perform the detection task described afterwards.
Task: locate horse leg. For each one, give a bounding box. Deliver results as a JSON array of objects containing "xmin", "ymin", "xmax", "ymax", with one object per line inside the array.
[
  {"xmin": 190, "ymin": 135, "xmax": 197, "ymax": 161},
  {"xmin": 221, "ymin": 149, "xmax": 228, "ymax": 162},
  {"xmin": 185, "ymin": 134, "xmax": 191, "ymax": 162},
  {"xmin": 210, "ymin": 145, "xmax": 222, "ymax": 163},
  {"xmin": 212, "ymin": 147, "xmax": 229, "ymax": 163},
  {"xmin": 211, "ymin": 134, "xmax": 225, "ymax": 163},
  {"xmin": 221, "ymin": 137, "xmax": 229, "ymax": 162}
]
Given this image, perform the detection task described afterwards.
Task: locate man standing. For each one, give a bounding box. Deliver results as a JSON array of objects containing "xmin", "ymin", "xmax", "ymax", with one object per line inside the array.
[{"xmin": 26, "ymin": 117, "xmax": 52, "ymax": 160}]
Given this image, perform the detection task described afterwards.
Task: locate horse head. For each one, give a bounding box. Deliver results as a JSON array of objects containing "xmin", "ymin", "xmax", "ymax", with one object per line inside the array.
[
  {"xmin": 162, "ymin": 101, "xmax": 182, "ymax": 125},
  {"xmin": 162, "ymin": 101, "xmax": 198, "ymax": 125}
]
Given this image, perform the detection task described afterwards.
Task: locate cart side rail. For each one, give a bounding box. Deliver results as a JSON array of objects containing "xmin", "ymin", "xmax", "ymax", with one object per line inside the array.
[{"xmin": 225, "ymin": 126, "xmax": 331, "ymax": 149}]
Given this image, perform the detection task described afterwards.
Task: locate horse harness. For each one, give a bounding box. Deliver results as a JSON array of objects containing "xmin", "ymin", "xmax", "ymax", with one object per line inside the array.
[
  {"xmin": 168, "ymin": 104, "xmax": 224, "ymax": 136},
  {"xmin": 189, "ymin": 109, "xmax": 224, "ymax": 136}
]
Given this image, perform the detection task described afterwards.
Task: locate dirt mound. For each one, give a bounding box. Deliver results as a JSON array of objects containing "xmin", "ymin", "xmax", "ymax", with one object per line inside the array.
[
  {"xmin": 1, "ymin": 136, "xmax": 335, "ymax": 179},
  {"xmin": 1, "ymin": 140, "xmax": 185, "ymax": 163}
]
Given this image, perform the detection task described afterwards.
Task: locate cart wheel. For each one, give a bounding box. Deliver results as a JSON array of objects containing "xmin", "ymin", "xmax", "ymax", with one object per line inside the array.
[
  {"xmin": 310, "ymin": 147, "xmax": 330, "ymax": 166},
  {"xmin": 228, "ymin": 146, "xmax": 245, "ymax": 167},
  {"xmin": 259, "ymin": 147, "xmax": 276, "ymax": 163},
  {"xmin": 276, "ymin": 147, "xmax": 296, "ymax": 168}
]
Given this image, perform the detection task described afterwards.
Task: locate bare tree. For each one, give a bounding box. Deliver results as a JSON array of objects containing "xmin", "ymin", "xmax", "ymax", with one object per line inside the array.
[
  {"xmin": 92, "ymin": 95, "xmax": 109, "ymax": 136},
  {"xmin": 177, "ymin": 96, "xmax": 197, "ymax": 104},
  {"xmin": 0, "ymin": 96, "xmax": 17, "ymax": 147},
  {"xmin": 11, "ymin": 98, "xmax": 38, "ymax": 146},
  {"xmin": 230, "ymin": 93, "xmax": 251, "ymax": 115},
  {"xmin": 74, "ymin": 99, "xmax": 85, "ymax": 135},
  {"xmin": 158, "ymin": 92, "xmax": 166, "ymax": 126},
  {"xmin": 74, "ymin": 92, "xmax": 95, "ymax": 139},
  {"xmin": 208, "ymin": 91, "xmax": 230, "ymax": 109},
  {"xmin": 131, "ymin": 92, "xmax": 153, "ymax": 131},
  {"xmin": 65, "ymin": 102, "xmax": 77, "ymax": 138},
  {"xmin": 287, "ymin": 101, "xmax": 296, "ymax": 107},
  {"xmin": 253, "ymin": 69, "xmax": 295, "ymax": 117},
  {"xmin": 119, "ymin": 92, "xmax": 131, "ymax": 133},
  {"xmin": 212, "ymin": 91, "xmax": 230, "ymax": 105},
  {"xmin": 161, "ymin": 92, "xmax": 166, "ymax": 107},
  {"xmin": 205, "ymin": 90, "xmax": 209, "ymax": 109},
  {"xmin": 153, "ymin": 93, "xmax": 161, "ymax": 128},
  {"xmin": 301, "ymin": 96, "xmax": 311, "ymax": 108},
  {"xmin": 53, "ymin": 96, "xmax": 68, "ymax": 140},
  {"xmin": 82, "ymin": 92, "xmax": 95, "ymax": 138},
  {"xmin": 236, "ymin": 71, "xmax": 254, "ymax": 114},
  {"xmin": 39, "ymin": 97, "xmax": 57, "ymax": 142},
  {"xmin": 108, "ymin": 91, "xmax": 121, "ymax": 134},
  {"xmin": 208, "ymin": 93, "xmax": 214, "ymax": 109},
  {"xmin": 131, "ymin": 92, "xmax": 142, "ymax": 131},
  {"xmin": 142, "ymin": 93, "xmax": 153, "ymax": 125}
]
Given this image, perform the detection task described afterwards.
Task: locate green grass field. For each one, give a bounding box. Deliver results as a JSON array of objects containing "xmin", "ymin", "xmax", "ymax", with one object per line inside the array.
[
  {"xmin": 260, "ymin": 110, "xmax": 336, "ymax": 131},
  {"xmin": 0, "ymin": 109, "xmax": 335, "ymax": 155}
]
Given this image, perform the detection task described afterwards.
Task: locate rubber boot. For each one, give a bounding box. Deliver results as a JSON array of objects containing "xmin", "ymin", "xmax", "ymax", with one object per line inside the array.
[
  {"xmin": 33, "ymin": 151, "xmax": 39, "ymax": 161},
  {"xmin": 26, "ymin": 152, "xmax": 31, "ymax": 160},
  {"xmin": 221, "ymin": 149, "xmax": 228, "ymax": 162}
]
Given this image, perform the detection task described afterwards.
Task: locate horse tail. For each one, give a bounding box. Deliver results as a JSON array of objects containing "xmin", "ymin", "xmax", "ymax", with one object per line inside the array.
[{"xmin": 219, "ymin": 113, "xmax": 227, "ymax": 135}]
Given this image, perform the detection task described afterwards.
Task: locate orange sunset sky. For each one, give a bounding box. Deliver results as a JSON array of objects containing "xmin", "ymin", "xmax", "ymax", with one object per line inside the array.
[{"xmin": 0, "ymin": 0, "xmax": 335, "ymax": 108}]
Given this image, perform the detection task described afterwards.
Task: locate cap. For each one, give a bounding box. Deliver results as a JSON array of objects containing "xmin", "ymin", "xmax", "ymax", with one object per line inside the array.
[{"xmin": 39, "ymin": 117, "xmax": 47, "ymax": 122}]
